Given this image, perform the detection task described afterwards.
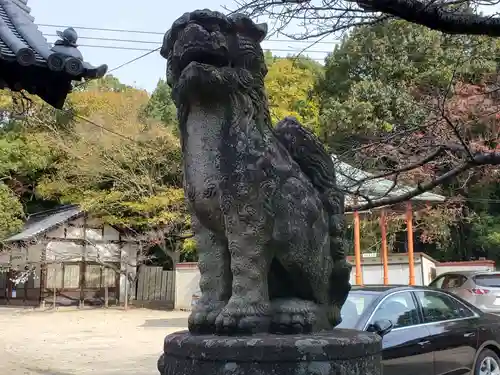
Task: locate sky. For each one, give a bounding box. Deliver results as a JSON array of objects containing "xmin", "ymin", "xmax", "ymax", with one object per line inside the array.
[{"xmin": 29, "ymin": 0, "xmax": 337, "ymax": 93}]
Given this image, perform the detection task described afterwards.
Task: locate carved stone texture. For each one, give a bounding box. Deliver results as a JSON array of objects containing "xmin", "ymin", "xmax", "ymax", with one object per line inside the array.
[
  {"xmin": 161, "ymin": 9, "xmax": 352, "ymax": 335},
  {"xmin": 158, "ymin": 330, "xmax": 382, "ymax": 375}
]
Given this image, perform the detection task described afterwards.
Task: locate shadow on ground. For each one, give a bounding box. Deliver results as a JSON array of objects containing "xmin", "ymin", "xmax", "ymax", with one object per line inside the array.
[
  {"xmin": 23, "ymin": 368, "xmax": 75, "ymax": 375},
  {"xmin": 141, "ymin": 317, "xmax": 188, "ymax": 328}
]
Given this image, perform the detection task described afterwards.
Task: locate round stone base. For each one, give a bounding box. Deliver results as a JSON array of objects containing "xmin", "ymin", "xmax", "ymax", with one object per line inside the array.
[{"xmin": 158, "ymin": 329, "xmax": 382, "ymax": 375}]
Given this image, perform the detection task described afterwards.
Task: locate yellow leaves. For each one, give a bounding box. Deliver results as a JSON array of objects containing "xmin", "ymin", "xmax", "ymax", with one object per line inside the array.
[
  {"xmin": 68, "ymin": 88, "xmax": 149, "ymax": 123},
  {"xmin": 0, "ymin": 90, "xmax": 12, "ymax": 112},
  {"xmin": 182, "ymin": 237, "xmax": 197, "ymax": 255},
  {"xmin": 265, "ymin": 58, "xmax": 321, "ymax": 133},
  {"xmin": 72, "ymin": 187, "xmax": 188, "ymax": 229}
]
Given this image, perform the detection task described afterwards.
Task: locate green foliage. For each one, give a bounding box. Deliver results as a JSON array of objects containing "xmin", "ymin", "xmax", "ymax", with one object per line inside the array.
[
  {"xmin": 181, "ymin": 237, "xmax": 198, "ymax": 262},
  {"xmin": 0, "ymin": 182, "xmax": 24, "ymax": 239},
  {"xmin": 140, "ymin": 79, "xmax": 177, "ymax": 128},
  {"xmin": 471, "ymin": 214, "xmax": 500, "ymax": 250},
  {"xmin": 36, "ymin": 87, "xmax": 185, "ymax": 233},
  {"xmin": 318, "ymin": 19, "xmax": 500, "ymax": 150},
  {"xmin": 0, "ymin": 92, "xmax": 65, "ymax": 238},
  {"xmin": 317, "ymin": 19, "xmax": 500, "ymax": 256},
  {"xmin": 0, "ymin": 133, "xmax": 55, "ymax": 177}
]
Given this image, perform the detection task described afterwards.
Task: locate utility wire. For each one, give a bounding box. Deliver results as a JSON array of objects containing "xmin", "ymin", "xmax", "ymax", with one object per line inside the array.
[
  {"xmin": 73, "ymin": 113, "xmax": 145, "ymax": 143},
  {"xmin": 44, "ymin": 33, "xmax": 160, "ymax": 45},
  {"xmin": 73, "ymin": 46, "xmax": 161, "ymax": 89},
  {"xmin": 43, "ymin": 33, "xmax": 335, "ymax": 54},
  {"xmin": 107, "ymin": 47, "xmax": 160, "ymax": 73},
  {"xmin": 43, "ymin": 33, "xmax": 338, "ymax": 48},
  {"xmin": 63, "ymin": 43, "xmax": 327, "ymax": 61},
  {"xmin": 43, "ymin": 33, "xmax": 472, "ymax": 61},
  {"xmin": 39, "ymin": 24, "xmax": 341, "ymax": 45}
]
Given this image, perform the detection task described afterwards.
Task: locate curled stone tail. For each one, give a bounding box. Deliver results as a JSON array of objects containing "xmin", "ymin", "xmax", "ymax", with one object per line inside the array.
[{"xmin": 274, "ymin": 116, "xmax": 352, "ymax": 326}]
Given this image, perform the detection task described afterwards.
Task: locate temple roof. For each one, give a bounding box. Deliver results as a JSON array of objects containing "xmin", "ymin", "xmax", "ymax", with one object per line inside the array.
[
  {"xmin": 4, "ymin": 205, "xmax": 84, "ymax": 243},
  {"xmin": 0, "ymin": 0, "xmax": 108, "ymax": 108},
  {"xmin": 332, "ymin": 155, "xmax": 446, "ymax": 211}
]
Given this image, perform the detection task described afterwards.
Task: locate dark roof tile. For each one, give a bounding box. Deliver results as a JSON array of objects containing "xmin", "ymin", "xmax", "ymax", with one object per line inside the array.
[
  {"xmin": 0, "ymin": 0, "xmax": 108, "ymax": 107},
  {"xmin": 4, "ymin": 205, "xmax": 84, "ymax": 243}
]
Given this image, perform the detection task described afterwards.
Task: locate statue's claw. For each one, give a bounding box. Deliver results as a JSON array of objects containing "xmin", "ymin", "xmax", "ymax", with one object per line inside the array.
[
  {"xmin": 188, "ymin": 300, "xmax": 226, "ymax": 334},
  {"xmin": 270, "ymin": 298, "xmax": 328, "ymax": 334},
  {"xmin": 215, "ymin": 299, "xmax": 272, "ymax": 335}
]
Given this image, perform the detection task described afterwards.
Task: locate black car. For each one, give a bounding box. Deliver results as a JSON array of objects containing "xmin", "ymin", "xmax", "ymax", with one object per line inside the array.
[{"xmin": 337, "ymin": 285, "xmax": 500, "ymax": 375}]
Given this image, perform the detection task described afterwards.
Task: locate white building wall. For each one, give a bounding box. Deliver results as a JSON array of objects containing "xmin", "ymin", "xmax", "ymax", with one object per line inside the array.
[
  {"xmin": 175, "ymin": 263, "xmax": 200, "ymax": 310},
  {"xmin": 421, "ymin": 255, "xmax": 436, "ymax": 285},
  {"xmin": 350, "ymin": 262, "xmax": 424, "ymax": 286},
  {"xmin": 176, "ymin": 257, "xmax": 432, "ymax": 311}
]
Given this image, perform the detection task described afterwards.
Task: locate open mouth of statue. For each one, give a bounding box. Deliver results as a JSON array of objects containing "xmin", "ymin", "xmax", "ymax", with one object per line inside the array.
[{"xmin": 179, "ymin": 49, "xmax": 230, "ymax": 72}]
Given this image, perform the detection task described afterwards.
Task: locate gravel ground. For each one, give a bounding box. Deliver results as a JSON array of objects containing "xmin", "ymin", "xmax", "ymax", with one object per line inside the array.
[{"xmin": 0, "ymin": 307, "xmax": 189, "ymax": 375}]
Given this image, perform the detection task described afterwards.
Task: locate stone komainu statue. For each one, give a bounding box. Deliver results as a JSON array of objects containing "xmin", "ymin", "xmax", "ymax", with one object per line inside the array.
[{"xmin": 161, "ymin": 9, "xmax": 352, "ymax": 335}]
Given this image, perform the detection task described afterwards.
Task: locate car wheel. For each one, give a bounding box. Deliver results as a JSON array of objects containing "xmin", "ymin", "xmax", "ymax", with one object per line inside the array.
[{"xmin": 475, "ymin": 348, "xmax": 500, "ymax": 375}]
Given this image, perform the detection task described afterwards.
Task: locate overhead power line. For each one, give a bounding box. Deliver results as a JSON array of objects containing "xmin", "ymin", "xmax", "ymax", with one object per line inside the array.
[
  {"xmin": 73, "ymin": 46, "xmax": 161, "ymax": 89},
  {"xmin": 43, "ymin": 33, "xmax": 335, "ymax": 54},
  {"xmin": 41, "ymin": 33, "xmax": 330, "ymax": 62},
  {"xmin": 43, "ymin": 32, "xmax": 468, "ymax": 61},
  {"xmin": 62, "ymin": 42, "xmax": 328, "ymax": 58},
  {"xmin": 39, "ymin": 23, "xmax": 340, "ymax": 45},
  {"xmin": 40, "ymin": 23, "xmax": 166, "ymax": 35},
  {"xmin": 107, "ymin": 47, "xmax": 160, "ymax": 73},
  {"xmin": 44, "ymin": 33, "xmax": 161, "ymax": 45}
]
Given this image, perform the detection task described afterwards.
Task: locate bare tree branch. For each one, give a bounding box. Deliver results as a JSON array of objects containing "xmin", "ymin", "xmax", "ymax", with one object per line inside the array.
[
  {"xmin": 231, "ymin": 0, "xmax": 500, "ymax": 40},
  {"xmin": 348, "ymin": 151, "xmax": 500, "ymax": 211}
]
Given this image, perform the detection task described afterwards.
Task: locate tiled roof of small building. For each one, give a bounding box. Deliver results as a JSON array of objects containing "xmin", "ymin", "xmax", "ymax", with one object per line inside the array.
[
  {"xmin": 0, "ymin": 0, "xmax": 107, "ymax": 108},
  {"xmin": 3, "ymin": 205, "xmax": 84, "ymax": 243},
  {"xmin": 332, "ymin": 155, "xmax": 446, "ymax": 206}
]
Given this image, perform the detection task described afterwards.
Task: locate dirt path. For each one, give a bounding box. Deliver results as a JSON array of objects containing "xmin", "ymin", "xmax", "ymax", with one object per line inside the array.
[{"xmin": 0, "ymin": 307, "xmax": 189, "ymax": 375}]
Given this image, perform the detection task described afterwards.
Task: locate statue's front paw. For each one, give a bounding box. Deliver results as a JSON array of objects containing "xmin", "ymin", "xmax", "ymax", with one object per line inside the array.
[
  {"xmin": 188, "ymin": 300, "xmax": 226, "ymax": 334},
  {"xmin": 215, "ymin": 298, "xmax": 271, "ymax": 334},
  {"xmin": 270, "ymin": 298, "xmax": 328, "ymax": 334}
]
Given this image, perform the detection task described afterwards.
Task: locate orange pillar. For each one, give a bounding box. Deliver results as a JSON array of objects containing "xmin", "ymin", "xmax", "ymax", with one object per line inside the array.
[
  {"xmin": 354, "ymin": 210, "xmax": 363, "ymax": 285},
  {"xmin": 406, "ymin": 201, "xmax": 415, "ymax": 285},
  {"xmin": 380, "ymin": 208, "xmax": 389, "ymax": 285}
]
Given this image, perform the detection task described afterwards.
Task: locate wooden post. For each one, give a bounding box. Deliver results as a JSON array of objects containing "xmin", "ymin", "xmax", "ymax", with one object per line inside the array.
[
  {"xmin": 406, "ymin": 201, "xmax": 416, "ymax": 285},
  {"xmin": 101, "ymin": 265, "xmax": 109, "ymax": 308},
  {"xmin": 7, "ymin": 269, "xmax": 12, "ymax": 304},
  {"xmin": 79, "ymin": 215, "xmax": 87, "ymax": 308},
  {"xmin": 104, "ymin": 284, "xmax": 109, "ymax": 308},
  {"xmin": 39, "ymin": 245, "xmax": 46, "ymax": 308},
  {"xmin": 124, "ymin": 275, "xmax": 129, "ymax": 310},
  {"xmin": 53, "ymin": 282, "xmax": 57, "ymax": 308},
  {"xmin": 380, "ymin": 208, "xmax": 389, "ymax": 285},
  {"xmin": 53, "ymin": 264, "xmax": 58, "ymax": 308},
  {"xmin": 353, "ymin": 210, "xmax": 363, "ymax": 285},
  {"xmin": 23, "ymin": 277, "xmax": 27, "ymax": 305}
]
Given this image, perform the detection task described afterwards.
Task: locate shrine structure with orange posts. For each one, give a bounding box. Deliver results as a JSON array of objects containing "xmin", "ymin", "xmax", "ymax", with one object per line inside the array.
[{"xmin": 333, "ymin": 155, "xmax": 446, "ymax": 286}]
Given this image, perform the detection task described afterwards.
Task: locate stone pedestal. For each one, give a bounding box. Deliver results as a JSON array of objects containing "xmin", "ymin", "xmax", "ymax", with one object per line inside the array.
[{"xmin": 158, "ymin": 329, "xmax": 382, "ymax": 375}]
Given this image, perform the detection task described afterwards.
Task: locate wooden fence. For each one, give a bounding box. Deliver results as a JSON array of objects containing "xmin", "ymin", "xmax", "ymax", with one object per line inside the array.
[{"xmin": 135, "ymin": 265, "xmax": 175, "ymax": 309}]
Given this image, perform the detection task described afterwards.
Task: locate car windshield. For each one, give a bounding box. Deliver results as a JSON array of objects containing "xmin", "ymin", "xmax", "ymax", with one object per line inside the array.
[{"xmin": 337, "ymin": 291, "xmax": 378, "ymax": 329}]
